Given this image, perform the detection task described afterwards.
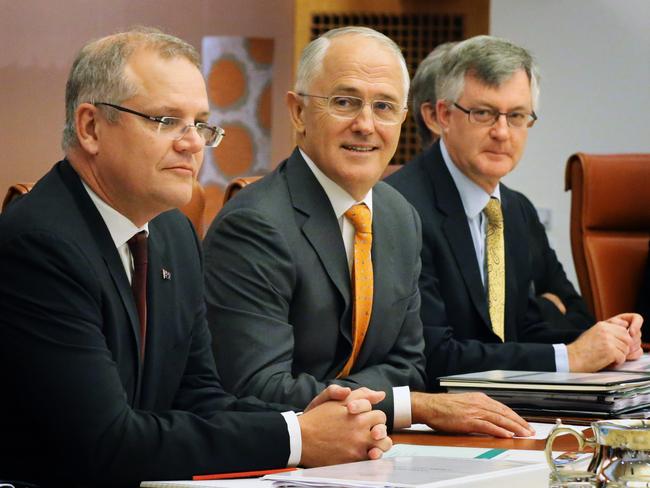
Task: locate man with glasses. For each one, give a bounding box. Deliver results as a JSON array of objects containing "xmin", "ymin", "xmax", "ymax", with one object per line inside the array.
[
  {"xmin": 0, "ymin": 27, "xmax": 395, "ymax": 486},
  {"xmin": 386, "ymin": 36, "xmax": 643, "ymax": 384},
  {"xmin": 204, "ymin": 27, "xmax": 533, "ymax": 439}
]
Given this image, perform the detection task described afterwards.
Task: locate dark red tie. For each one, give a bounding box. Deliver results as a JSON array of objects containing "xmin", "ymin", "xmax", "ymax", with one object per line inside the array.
[{"xmin": 128, "ymin": 231, "xmax": 148, "ymax": 359}]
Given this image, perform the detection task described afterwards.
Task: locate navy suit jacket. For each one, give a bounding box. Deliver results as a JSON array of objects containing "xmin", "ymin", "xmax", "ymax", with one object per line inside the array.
[
  {"xmin": 0, "ymin": 160, "xmax": 291, "ymax": 487},
  {"xmin": 204, "ymin": 149, "xmax": 426, "ymax": 427},
  {"xmin": 386, "ymin": 143, "xmax": 584, "ymax": 388}
]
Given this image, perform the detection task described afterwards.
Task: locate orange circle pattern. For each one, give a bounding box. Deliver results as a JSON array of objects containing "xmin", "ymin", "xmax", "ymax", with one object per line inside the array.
[
  {"xmin": 207, "ymin": 56, "xmax": 247, "ymax": 109},
  {"xmin": 211, "ymin": 123, "xmax": 255, "ymax": 177},
  {"xmin": 246, "ymin": 38, "xmax": 274, "ymax": 65}
]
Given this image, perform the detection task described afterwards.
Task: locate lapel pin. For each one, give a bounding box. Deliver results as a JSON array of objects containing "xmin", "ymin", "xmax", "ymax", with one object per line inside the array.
[{"xmin": 161, "ymin": 268, "xmax": 172, "ymax": 280}]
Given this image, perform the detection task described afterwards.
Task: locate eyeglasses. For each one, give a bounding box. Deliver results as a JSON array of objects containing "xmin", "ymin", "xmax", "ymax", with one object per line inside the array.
[
  {"xmin": 453, "ymin": 102, "xmax": 537, "ymax": 129},
  {"xmin": 297, "ymin": 93, "xmax": 407, "ymax": 125},
  {"xmin": 95, "ymin": 102, "xmax": 225, "ymax": 147}
]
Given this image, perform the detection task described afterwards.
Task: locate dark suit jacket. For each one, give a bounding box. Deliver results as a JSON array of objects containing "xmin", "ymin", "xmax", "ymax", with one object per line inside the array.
[
  {"xmin": 635, "ymin": 242, "xmax": 650, "ymax": 342},
  {"xmin": 385, "ymin": 143, "xmax": 584, "ymax": 388},
  {"xmin": 515, "ymin": 190, "xmax": 593, "ymax": 330},
  {"xmin": 203, "ymin": 149, "xmax": 426, "ymax": 426},
  {"xmin": 0, "ymin": 160, "xmax": 290, "ymax": 488}
]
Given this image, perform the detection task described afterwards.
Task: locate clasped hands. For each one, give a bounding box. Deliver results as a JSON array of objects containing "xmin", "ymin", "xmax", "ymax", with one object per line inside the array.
[
  {"xmin": 568, "ymin": 312, "xmax": 644, "ymax": 372},
  {"xmin": 298, "ymin": 385, "xmax": 391, "ymax": 467}
]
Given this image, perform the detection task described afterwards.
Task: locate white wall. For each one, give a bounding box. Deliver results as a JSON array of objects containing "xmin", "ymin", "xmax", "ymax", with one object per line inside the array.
[{"xmin": 491, "ymin": 0, "xmax": 650, "ymax": 287}]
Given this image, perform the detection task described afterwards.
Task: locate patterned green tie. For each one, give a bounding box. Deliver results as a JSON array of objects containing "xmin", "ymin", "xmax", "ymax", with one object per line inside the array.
[{"xmin": 484, "ymin": 198, "xmax": 505, "ymax": 341}]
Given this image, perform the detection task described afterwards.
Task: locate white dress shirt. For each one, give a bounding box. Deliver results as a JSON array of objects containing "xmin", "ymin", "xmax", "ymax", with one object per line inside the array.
[
  {"xmin": 82, "ymin": 182, "xmax": 302, "ymax": 465},
  {"xmin": 301, "ymin": 148, "xmax": 412, "ymax": 429},
  {"xmin": 439, "ymin": 140, "xmax": 569, "ymax": 372}
]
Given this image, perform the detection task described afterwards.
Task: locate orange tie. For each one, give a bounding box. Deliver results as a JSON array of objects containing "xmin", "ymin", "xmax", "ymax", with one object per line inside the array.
[{"xmin": 339, "ymin": 203, "xmax": 373, "ymax": 377}]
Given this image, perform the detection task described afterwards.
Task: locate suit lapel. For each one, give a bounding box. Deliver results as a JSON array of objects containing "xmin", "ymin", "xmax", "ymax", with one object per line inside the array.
[
  {"xmin": 285, "ymin": 150, "xmax": 352, "ymax": 335},
  {"xmin": 59, "ymin": 161, "xmax": 145, "ymax": 382},
  {"xmin": 426, "ymin": 147, "xmax": 492, "ymax": 328}
]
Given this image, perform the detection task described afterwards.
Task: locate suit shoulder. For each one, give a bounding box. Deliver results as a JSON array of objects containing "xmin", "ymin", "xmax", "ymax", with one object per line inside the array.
[{"xmin": 384, "ymin": 155, "xmax": 427, "ymax": 190}]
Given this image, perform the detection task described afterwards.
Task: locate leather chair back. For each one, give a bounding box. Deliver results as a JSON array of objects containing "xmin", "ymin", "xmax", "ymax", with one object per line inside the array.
[
  {"xmin": 2, "ymin": 182, "xmax": 34, "ymax": 211},
  {"xmin": 179, "ymin": 179, "xmax": 207, "ymax": 237},
  {"xmin": 223, "ymin": 176, "xmax": 262, "ymax": 204},
  {"xmin": 565, "ymin": 152, "xmax": 650, "ymax": 320}
]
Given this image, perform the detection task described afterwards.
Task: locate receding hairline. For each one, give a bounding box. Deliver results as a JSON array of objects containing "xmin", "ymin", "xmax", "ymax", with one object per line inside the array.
[{"xmin": 311, "ymin": 33, "xmax": 408, "ymax": 99}]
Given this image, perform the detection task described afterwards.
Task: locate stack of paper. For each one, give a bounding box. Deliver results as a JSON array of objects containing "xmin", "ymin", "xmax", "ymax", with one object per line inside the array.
[
  {"xmin": 439, "ymin": 370, "xmax": 650, "ymax": 419},
  {"xmin": 264, "ymin": 456, "xmax": 548, "ymax": 488}
]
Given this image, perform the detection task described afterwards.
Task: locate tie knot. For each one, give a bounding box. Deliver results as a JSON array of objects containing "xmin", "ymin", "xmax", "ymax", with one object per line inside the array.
[
  {"xmin": 484, "ymin": 198, "xmax": 503, "ymax": 225},
  {"xmin": 345, "ymin": 204, "xmax": 372, "ymax": 234},
  {"xmin": 128, "ymin": 231, "xmax": 148, "ymax": 263}
]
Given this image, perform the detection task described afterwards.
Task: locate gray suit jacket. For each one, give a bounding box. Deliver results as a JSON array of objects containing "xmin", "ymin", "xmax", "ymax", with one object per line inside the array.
[{"xmin": 204, "ymin": 149, "xmax": 426, "ymax": 426}]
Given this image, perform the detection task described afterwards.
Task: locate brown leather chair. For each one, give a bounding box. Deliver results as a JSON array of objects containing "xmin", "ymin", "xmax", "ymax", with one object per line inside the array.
[
  {"xmin": 565, "ymin": 152, "xmax": 650, "ymax": 321},
  {"xmin": 179, "ymin": 179, "xmax": 207, "ymax": 237},
  {"xmin": 2, "ymin": 182, "xmax": 34, "ymax": 211},
  {"xmin": 223, "ymin": 176, "xmax": 262, "ymax": 204},
  {"xmin": 3, "ymin": 180, "xmax": 207, "ymax": 237}
]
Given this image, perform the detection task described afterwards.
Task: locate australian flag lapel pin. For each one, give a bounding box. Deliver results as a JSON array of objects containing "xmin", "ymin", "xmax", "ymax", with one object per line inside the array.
[{"xmin": 161, "ymin": 268, "xmax": 172, "ymax": 281}]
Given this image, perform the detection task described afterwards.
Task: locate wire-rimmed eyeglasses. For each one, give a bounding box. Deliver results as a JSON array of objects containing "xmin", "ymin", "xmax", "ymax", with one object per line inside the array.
[
  {"xmin": 453, "ymin": 102, "xmax": 537, "ymax": 129},
  {"xmin": 95, "ymin": 102, "xmax": 225, "ymax": 147},
  {"xmin": 298, "ymin": 93, "xmax": 407, "ymax": 125}
]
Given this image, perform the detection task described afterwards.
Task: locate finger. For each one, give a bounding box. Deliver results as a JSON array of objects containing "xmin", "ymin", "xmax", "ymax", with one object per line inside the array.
[
  {"xmin": 367, "ymin": 447, "xmax": 383, "ymax": 460},
  {"xmin": 481, "ymin": 398, "xmax": 534, "ymax": 434},
  {"xmin": 370, "ymin": 423, "xmax": 388, "ymax": 440},
  {"xmin": 358, "ymin": 409, "xmax": 387, "ymax": 429},
  {"xmin": 325, "ymin": 384, "xmax": 352, "ymax": 401},
  {"xmin": 468, "ymin": 418, "xmax": 514, "ymax": 438},
  {"xmin": 346, "ymin": 388, "xmax": 386, "ymax": 405},
  {"xmin": 627, "ymin": 346, "xmax": 644, "ymax": 361},
  {"xmin": 347, "ymin": 399, "xmax": 372, "ymax": 414},
  {"xmin": 370, "ymin": 435, "xmax": 393, "ymax": 453},
  {"xmin": 616, "ymin": 312, "xmax": 644, "ymax": 328},
  {"xmin": 607, "ymin": 317, "xmax": 629, "ymax": 328},
  {"xmin": 481, "ymin": 409, "xmax": 533, "ymax": 437}
]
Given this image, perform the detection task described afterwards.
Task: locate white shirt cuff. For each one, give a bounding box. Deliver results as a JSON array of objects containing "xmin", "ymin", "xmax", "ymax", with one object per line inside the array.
[
  {"xmin": 392, "ymin": 385, "xmax": 412, "ymax": 429},
  {"xmin": 281, "ymin": 411, "xmax": 302, "ymax": 467},
  {"xmin": 553, "ymin": 343, "xmax": 570, "ymax": 372}
]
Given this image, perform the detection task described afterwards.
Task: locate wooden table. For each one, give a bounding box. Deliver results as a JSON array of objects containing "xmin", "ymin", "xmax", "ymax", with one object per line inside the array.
[{"xmin": 393, "ymin": 428, "xmax": 584, "ymax": 451}]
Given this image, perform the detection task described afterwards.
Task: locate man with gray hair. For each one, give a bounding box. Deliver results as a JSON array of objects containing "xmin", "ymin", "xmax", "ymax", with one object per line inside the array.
[
  {"xmin": 0, "ymin": 27, "xmax": 395, "ymax": 487},
  {"xmin": 205, "ymin": 27, "xmax": 533, "ymax": 439},
  {"xmin": 411, "ymin": 41, "xmax": 594, "ymax": 334},
  {"xmin": 386, "ymin": 35, "xmax": 643, "ymax": 385},
  {"xmin": 411, "ymin": 41, "xmax": 456, "ymax": 147}
]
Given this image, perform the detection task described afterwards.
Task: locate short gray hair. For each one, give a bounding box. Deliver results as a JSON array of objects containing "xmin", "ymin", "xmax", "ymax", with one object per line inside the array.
[
  {"xmin": 62, "ymin": 26, "xmax": 200, "ymax": 151},
  {"xmin": 411, "ymin": 42, "xmax": 457, "ymax": 147},
  {"xmin": 294, "ymin": 26, "xmax": 410, "ymax": 102},
  {"xmin": 436, "ymin": 35, "xmax": 540, "ymax": 113}
]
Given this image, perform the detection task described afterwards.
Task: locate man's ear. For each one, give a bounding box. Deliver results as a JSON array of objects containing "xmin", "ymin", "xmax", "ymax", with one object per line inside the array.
[
  {"xmin": 76, "ymin": 103, "xmax": 101, "ymax": 155},
  {"xmin": 286, "ymin": 91, "xmax": 306, "ymax": 135},
  {"xmin": 435, "ymin": 99, "xmax": 452, "ymax": 133},
  {"xmin": 420, "ymin": 101, "xmax": 442, "ymax": 136}
]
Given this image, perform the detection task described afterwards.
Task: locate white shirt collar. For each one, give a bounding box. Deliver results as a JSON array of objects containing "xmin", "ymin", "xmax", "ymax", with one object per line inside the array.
[
  {"xmin": 81, "ymin": 181, "xmax": 149, "ymax": 247},
  {"xmin": 440, "ymin": 138, "xmax": 501, "ymax": 217},
  {"xmin": 299, "ymin": 148, "xmax": 373, "ymax": 218}
]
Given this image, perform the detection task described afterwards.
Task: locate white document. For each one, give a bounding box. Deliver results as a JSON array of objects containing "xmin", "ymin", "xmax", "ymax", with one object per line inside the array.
[{"xmin": 264, "ymin": 456, "xmax": 547, "ymax": 488}]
